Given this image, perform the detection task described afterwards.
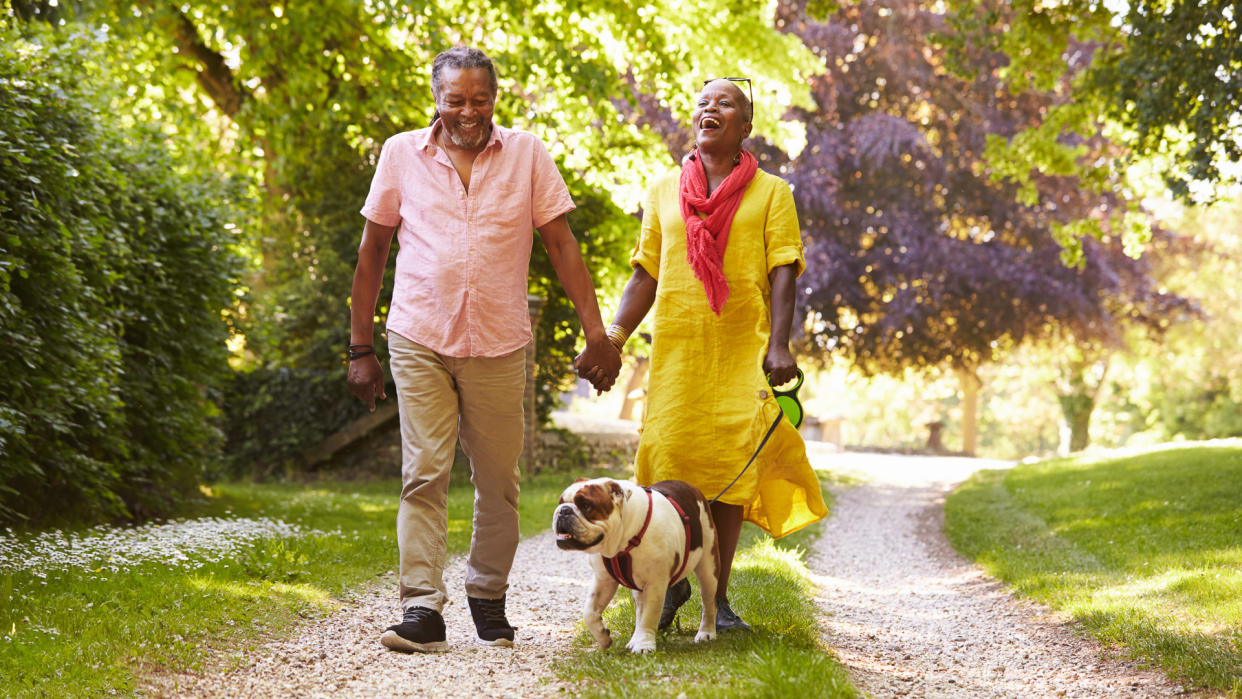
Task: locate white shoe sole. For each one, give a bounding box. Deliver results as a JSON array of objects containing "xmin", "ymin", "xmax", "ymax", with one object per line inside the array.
[
  {"xmin": 475, "ymin": 635, "xmax": 514, "ymax": 647},
  {"xmin": 381, "ymin": 629, "xmax": 449, "ymax": 653}
]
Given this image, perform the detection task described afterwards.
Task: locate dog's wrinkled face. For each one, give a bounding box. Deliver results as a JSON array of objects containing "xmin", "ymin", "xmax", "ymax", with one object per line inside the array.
[{"xmin": 553, "ymin": 478, "xmax": 626, "ymax": 552}]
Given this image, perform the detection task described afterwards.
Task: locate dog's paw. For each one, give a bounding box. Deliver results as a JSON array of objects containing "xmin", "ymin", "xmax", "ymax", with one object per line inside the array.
[
  {"xmin": 594, "ymin": 627, "xmax": 612, "ymax": 650},
  {"xmin": 625, "ymin": 635, "xmax": 656, "ymax": 654},
  {"xmin": 694, "ymin": 630, "xmax": 716, "ymax": 643}
]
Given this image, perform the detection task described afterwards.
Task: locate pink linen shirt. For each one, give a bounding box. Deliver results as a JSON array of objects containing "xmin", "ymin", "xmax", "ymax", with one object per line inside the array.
[{"xmin": 360, "ymin": 122, "xmax": 575, "ymax": 357}]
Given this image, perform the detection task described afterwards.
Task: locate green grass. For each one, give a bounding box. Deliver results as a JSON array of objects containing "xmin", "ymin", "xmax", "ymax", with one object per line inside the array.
[
  {"xmin": 551, "ymin": 476, "xmax": 856, "ymax": 699},
  {"xmin": 945, "ymin": 442, "xmax": 1242, "ymax": 694},
  {"xmin": 0, "ymin": 466, "xmax": 603, "ymax": 698}
]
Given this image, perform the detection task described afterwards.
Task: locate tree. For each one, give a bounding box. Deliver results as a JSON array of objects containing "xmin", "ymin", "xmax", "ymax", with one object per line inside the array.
[
  {"xmin": 73, "ymin": 0, "xmax": 829, "ymax": 455},
  {"xmin": 767, "ymin": 0, "xmax": 1193, "ymax": 453},
  {"xmin": 940, "ymin": 0, "xmax": 1241, "ymax": 257}
]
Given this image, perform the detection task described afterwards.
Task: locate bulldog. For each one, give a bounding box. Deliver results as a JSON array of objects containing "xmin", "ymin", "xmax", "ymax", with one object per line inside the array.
[{"xmin": 553, "ymin": 477, "xmax": 719, "ymax": 653}]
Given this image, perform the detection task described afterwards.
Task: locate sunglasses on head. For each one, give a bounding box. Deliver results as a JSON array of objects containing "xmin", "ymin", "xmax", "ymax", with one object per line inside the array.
[{"xmin": 703, "ymin": 76, "xmax": 753, "ymax": 120}]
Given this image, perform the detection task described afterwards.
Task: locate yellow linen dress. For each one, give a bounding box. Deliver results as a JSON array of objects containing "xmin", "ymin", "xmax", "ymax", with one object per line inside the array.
[{"xmin": 631, "ymin": 168, "xmax": 828, "ymax": 538}]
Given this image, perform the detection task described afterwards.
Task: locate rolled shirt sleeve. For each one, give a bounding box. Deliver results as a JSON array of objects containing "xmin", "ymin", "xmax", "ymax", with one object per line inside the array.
[
  {"xmin": 360, "ymin": 137, "xmax": 403, "ymax": 227},
  {"xmin": 764, "ymin": 179, "xmax": 805, "ymax": 278},
  {"xmin": 630, "ymin": 180, "xmax": 664, "ymax": 280},
  {"xmin": 529, "ymin": 139, "xmax": 575, "ymax": 229}
]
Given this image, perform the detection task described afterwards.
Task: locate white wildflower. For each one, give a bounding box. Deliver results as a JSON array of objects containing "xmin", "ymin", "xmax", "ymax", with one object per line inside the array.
[{"xmin": 0, "ymin": 517, "xmax": 335, "ymax": 574}]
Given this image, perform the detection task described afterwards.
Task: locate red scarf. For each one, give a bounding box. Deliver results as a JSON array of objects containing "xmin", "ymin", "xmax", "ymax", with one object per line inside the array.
[{"xmin": 679, "ymin": 149, "xmax": 758, "ymax": 315}]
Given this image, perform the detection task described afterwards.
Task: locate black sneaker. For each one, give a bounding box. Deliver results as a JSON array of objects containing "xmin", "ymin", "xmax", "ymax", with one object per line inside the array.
[
  {"xmin": 658, "ymin": 578, "xmax": 692, "ymax": 631},
  {"xmin": 468, "ymin": 595, "xmax": 515, "ymax": 647},
  {"xmin": 715, "ymin": 597, "xmax": 751, "ymax": 632},
  {"xmin": 381, "ymin": 606, "xmax": 448, "ymax": 653}
]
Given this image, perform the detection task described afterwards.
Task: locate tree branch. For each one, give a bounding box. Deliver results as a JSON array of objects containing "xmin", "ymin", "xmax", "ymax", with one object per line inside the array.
[{"xmin": 166, "ymin": 7, "xmax": 247, "ymax": 117}]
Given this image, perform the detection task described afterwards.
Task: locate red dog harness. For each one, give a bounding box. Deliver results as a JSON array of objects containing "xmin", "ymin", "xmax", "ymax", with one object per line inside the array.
[{"xmin": 601, "ymin": 486, "xmax": 693, "ymax": 590}]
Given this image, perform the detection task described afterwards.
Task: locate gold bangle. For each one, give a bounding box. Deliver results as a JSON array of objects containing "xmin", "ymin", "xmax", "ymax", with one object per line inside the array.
[{"xmin": 606, "ymin": 323, "xmax": 630, "ymax": 353}]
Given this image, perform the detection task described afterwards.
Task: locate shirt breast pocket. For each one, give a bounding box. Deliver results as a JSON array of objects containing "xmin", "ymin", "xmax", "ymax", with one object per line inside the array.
[{"xmin": 479, "ymin": 179, "xmax": 533, "ymax": 233}]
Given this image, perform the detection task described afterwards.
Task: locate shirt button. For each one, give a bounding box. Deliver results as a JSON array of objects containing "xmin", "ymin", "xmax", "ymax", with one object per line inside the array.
[{"xmin": 758, "ymin": 390, "xmax": 769, "ymax": 400}]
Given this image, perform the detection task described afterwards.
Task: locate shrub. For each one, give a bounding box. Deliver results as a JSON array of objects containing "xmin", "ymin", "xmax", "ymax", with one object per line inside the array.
[{"xmin": 0, "ymin": 28, "xmax": 242, "ymax": 523}]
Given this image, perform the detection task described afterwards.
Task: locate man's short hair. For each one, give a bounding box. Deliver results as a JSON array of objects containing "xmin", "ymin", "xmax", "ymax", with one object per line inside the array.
[{"xmin": 431, "ymin": 47, "xmax": 498, "ymax": 98}]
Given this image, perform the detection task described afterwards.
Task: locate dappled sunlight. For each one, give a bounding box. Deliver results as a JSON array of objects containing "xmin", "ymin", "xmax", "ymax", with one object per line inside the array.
[
  {"xmin": 187, "ymin": 575, "xmax": 334, "ymax": 607},
  {"xmin": 1067, "ymin": 439, "xmax": 1242, "ymax": 467},
  {"xmin": 1083, "ymin": 567, "xmax": 1242, "ymax": 633}
]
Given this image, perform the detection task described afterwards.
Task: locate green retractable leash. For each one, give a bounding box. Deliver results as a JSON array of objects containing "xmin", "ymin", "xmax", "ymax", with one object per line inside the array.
[
  {"xmin": 708, "ymin": 369, "xmax": 805, "ymax": 504},
  {"xmin": 771, "ymin": 368, "xmax": 805, "ymax": 429}
]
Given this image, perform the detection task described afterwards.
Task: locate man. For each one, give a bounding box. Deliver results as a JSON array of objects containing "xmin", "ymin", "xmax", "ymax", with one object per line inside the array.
[{"xmin": 347, "ymin": 46, "xmax": 621, "ymax": 653}]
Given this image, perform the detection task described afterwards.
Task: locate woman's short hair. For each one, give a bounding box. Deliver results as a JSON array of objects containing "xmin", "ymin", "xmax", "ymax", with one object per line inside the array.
[{"xmin": 431, "ymin": 47, "xmax": 498, "ymax": 98}]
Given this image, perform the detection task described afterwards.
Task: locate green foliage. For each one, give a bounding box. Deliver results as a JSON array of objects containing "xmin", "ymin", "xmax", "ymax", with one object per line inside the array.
[
  {"xmin": 1090, "ymin": 1, "xmax": 1242, "ymax": 200},
  {"xmin": 1096, "ymin": 195, "xmax": 1242, "ymax": 444},
  {"xmin": 215, "ymin": 367, "xmax": 387, "ymax": 478},
  {"xmin": 941, "ymin": 0, "xmax": 1241, "ymax": 261},
  {"xmin": 946, "ymin": 446, "xmax": 1242, "ymax": 691},
  {"xmin": 530, "ymin": 170, "xmax": 634, "ymax": 424},
  {"xmin": 0, "ymin": 24, "xmax": 242, "ymax": 523}
]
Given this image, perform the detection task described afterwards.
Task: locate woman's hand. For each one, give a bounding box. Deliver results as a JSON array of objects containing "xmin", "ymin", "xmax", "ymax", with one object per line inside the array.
[
  {"xmin": 764, "ymin": 344, "xmax": 798, "ymax": 388},
  {"xmin": 575, "ymin": 337, "xmax": 621, "ymax": 394}
]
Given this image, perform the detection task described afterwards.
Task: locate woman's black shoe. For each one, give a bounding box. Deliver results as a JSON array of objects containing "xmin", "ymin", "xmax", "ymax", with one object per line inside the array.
[
  {"xmin": 657, "ymin": 578, "xmax": 692, "ymax": 630},
  {"xmin": 715, "ymin": 597, "xmax": 751, "ymax": 632}
]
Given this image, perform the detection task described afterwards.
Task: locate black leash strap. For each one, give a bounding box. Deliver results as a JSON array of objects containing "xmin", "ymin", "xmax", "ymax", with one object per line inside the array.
[{"xmin": 709, "ymin": 411, "xmax": 785, "ymax": 505}]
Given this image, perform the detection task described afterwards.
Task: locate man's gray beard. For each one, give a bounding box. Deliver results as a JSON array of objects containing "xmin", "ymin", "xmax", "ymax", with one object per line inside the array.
[{"xmin": 447, "ymin": 123, "xmax": 490, "ymax": 149}]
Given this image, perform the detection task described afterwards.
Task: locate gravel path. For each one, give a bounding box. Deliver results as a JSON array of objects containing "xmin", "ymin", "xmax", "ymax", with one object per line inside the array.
[
  {"xmin": 153, "ymin": 531, "xmax": 594, "ymax": 698},
  {"xmin": 152, "ymin": 449, "xmax": 1196, "ymax": 698},
  {"xmin": 807, "ymin": 448, "xmax": 1192, "ymax": 698}
]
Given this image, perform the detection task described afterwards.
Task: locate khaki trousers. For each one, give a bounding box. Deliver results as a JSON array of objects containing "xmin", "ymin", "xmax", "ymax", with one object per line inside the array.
[{"xmin": 387, "ymin": 332, "xmax": 526, "ymax": 612}]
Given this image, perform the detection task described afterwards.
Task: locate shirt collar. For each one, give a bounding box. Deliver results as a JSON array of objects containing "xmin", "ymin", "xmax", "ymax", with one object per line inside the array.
[{"xmin": 418, "ymin": 120, "xmax": 506, "ymax": 154}]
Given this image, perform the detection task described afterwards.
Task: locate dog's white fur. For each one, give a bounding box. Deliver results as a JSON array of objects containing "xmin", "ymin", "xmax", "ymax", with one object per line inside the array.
[{"xmin": 553, "ymin": 477, "xmax": 718, "ymax": 653}]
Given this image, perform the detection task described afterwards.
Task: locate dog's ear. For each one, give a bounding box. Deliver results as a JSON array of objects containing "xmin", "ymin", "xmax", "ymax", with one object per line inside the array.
[{"xmin": 608, "ymin": 480, "xmax": 625, "ymax": 502}]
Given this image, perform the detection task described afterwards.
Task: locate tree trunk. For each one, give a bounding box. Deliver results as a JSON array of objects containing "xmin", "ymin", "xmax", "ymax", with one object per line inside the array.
[
  {"xmin": 618, "ymin": 356, "xmax": 650, "ymax": 421},
  {"xmin": 954, "ymin": 365, "xmax": 982, "ymax": 456},
  {"xmin": 1056, "ymin": 351, "xmax": 1109, "ymax": 454},
  {"xmin": 1058, "ymin": 392, "xmax": 1094, "ymax": 453}
]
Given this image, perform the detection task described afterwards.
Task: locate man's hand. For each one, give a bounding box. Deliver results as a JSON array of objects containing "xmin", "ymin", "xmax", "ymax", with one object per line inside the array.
[
  {"xmin": 347, "ymin": 355, "xmax": 387, "ymax": 412},
  {"xmin": 574, "ymin": 337, "xmax": 622, "ymax": 394},
  {"xmin": 764, "ymin": 344, "xmax": 798, "ymax": 388}
]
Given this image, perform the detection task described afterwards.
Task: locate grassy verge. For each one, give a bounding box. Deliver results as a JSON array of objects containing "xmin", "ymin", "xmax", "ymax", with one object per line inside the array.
[
  {"xmin": 944, "ymin": 442, "xmax": 1242, "ymax": 694},
  {"xmin": 0, "ymin": 465, "xmax": 604, "ymax": 698},
  {"xmin": 551, "ymin": 475, "xmax": 856, "ymax": 699}
]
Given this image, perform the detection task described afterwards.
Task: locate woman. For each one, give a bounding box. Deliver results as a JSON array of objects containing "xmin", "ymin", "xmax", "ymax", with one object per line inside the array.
[{"xmin": 591, "ymin": 78, "xmax": 828, "ymax": 631}]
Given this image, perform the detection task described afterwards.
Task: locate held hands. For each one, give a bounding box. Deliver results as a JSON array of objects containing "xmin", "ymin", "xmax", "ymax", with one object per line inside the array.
[
  {"xmin": 347, "ymin": 354, "xmax": 387, "ymax": 412},
  {"xmin": 574, "ymin": 335, "xmax": 622, "ymax": 394},
  {"xmin": 764, "ymin": 344, "xmax": 799, "ymax": 388}
]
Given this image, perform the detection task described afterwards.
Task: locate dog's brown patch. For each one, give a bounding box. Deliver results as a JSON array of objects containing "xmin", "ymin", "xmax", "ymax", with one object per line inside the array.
[
  {"xmin": 573, "ymin": 482, "xmax": 616, "ymax": 523},
  {"xmin": 651, "ymin": 480, "xmax": 705, "ymax": 552}
]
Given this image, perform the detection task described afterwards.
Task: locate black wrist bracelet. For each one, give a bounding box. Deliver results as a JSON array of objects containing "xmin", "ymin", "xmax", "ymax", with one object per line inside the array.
[{"xmin": 347, "ymin": 347, "xmax": 376, "ymax": 361}]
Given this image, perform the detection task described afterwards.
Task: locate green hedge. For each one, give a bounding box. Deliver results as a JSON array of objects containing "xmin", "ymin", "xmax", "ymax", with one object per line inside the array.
[{"xmin": 0, "ymin": 29, "xmax": 242, "ymax": 524}]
